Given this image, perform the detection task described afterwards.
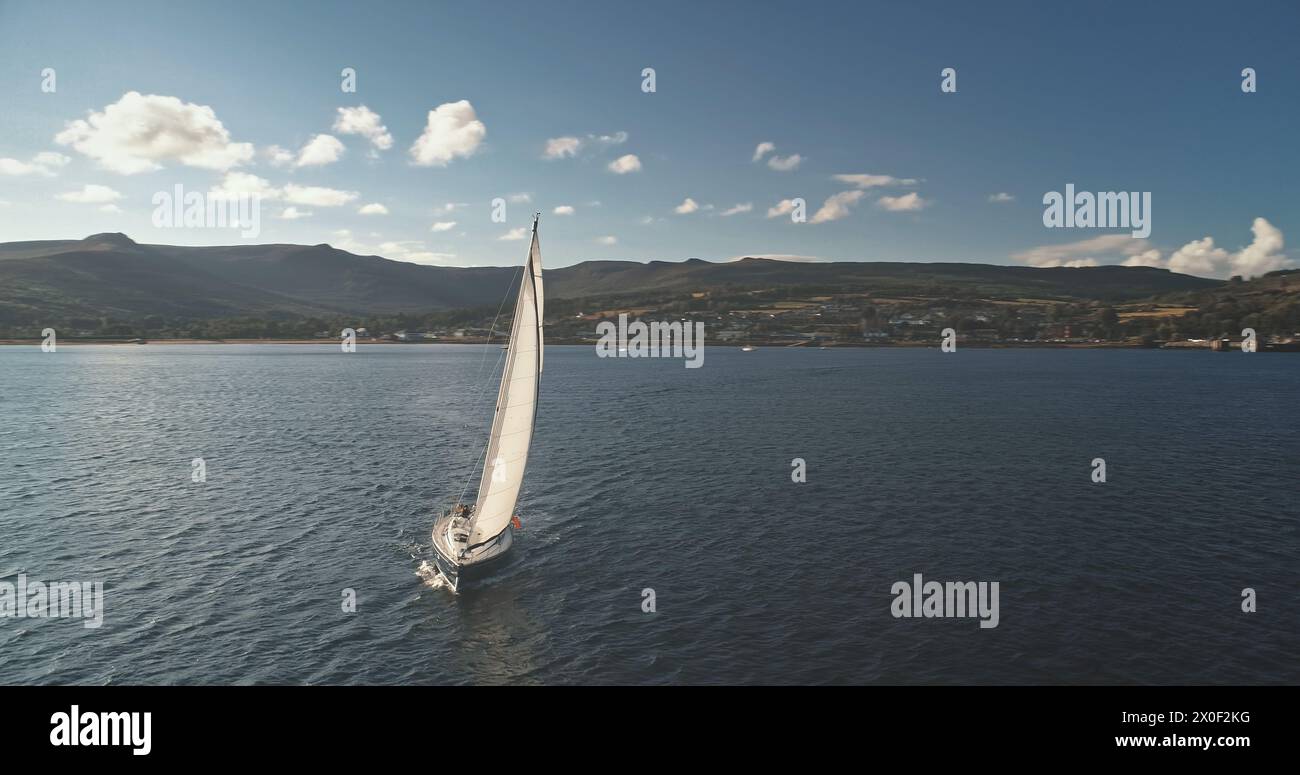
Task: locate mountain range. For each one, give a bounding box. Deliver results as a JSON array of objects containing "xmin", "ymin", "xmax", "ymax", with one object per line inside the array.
[{"xmin": 0, "ymin": 233, "xmax": 1225, "ymax": 323}]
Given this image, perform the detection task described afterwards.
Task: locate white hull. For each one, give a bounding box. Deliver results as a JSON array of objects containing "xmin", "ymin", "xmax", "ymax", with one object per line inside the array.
[{"xmin": 430, "ymin": 513, "xmax": 514, "ymax": 590}]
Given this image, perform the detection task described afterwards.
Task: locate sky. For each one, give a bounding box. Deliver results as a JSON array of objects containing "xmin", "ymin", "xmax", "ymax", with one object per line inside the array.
[{"xmin": 0, "ymin": 0, "xmax": 1297, "ymax": 276}]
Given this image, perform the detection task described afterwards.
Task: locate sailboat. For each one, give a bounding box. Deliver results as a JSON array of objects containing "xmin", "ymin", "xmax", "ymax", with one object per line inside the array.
[{"xmin": 430, "ymin": 215, "xmax": 544, "ymax": 591}]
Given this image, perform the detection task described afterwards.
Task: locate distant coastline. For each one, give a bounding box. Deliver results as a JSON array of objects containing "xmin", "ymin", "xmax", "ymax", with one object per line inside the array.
[
  {"xmin": 3, "ymin": 337, "xmax": 1292, "ymax": 351},
  {"xmin": 5, "ymin": 235, "xmax": 1295, "ymax": 352}
]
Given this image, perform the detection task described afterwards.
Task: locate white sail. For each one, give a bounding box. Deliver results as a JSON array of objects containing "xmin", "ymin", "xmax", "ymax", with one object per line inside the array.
[{"xmin": 467, "ymin": 220, "xmax": 543, "ymax": 546}]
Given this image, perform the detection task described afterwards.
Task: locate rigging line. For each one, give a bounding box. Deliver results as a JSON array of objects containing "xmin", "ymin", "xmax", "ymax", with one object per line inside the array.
[
  {"xmin": 470, "ymin": 267, "xmax": 521, "ymax": 395},
  {"xmin": 453, "ymin": 263, "xmax": 526, "ymax": 509},
  {"xmin": 456, "ymin": 346, "xmax": 506, "ymax": 509}
]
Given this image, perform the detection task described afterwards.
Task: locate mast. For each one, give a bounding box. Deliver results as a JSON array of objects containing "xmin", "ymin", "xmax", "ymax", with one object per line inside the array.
[{"xmin": 466, "ymin": 216, "xmax": 543, "ymax": 547}]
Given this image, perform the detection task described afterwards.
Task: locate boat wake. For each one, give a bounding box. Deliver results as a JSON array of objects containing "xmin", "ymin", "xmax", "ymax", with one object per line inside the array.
[
  {"xmin": 416, "ymin": 560, "xmax": 452, "ymax": 592},
  {"xmin": 399, "ymin": 538, "xmax": 426, "ymax": 560}
]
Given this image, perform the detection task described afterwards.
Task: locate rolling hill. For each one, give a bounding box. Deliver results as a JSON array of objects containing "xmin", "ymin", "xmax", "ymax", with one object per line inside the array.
[{"xmin": 0, "ymin": 233, "xmax": 1225, "ymax": 324}]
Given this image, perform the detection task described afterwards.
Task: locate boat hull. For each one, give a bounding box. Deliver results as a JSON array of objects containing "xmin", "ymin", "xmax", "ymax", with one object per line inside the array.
[{"xmin": 430, "ymin": 521, "xmax": 514, "ymax": 590}]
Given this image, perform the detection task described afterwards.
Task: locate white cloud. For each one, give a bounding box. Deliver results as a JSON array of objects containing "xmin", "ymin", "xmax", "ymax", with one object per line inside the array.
[
  {"xmin": 811, "ymin": 190, "xmax": 865, "ymax": 223},
  {"xmin": 1021, "ymin": 218, "xmax": 1291, "ymax": 278},
  {"xmin": 553, "ymin": 205, "xmax": 575, "ymax": 215},
  {"xmin": 55, "ymin": 91, "xmax": 253, "ymax": 174},
  {"xmin": 282, "ymin": 184, "xmax": 358, "ymax": 207},
  {"xmin": 543, "ymin": 131, "xmax": 627, "ymax": 159},
  {"xmin": 988, "ymin": 192, "xmax": 1015, "ymax": 203},
  {"xmin": 877, "ymin": 192, "xmax": 927, "ymax": 212},
  {"xmin": 409, "ymin": 100, "xmax": 486, "ymax": 166},
  {"xmin": 674, "ymin": 197, "xmax": 700, "ymax": 215},
  {"xmin": 379, "ymin": 241, "xmax": 421, "ymax": 255},
  {"xmin": 544, "ymin": 136, "xmax": 581, "ymax": 159},
  {"xmin": 358, "ymin": 203, "xmax": 389, "ymax": 215},
  {"xmin": 0, "ymin": 159, "xmax": 36, "ymax": 176},
  {"xmin": 264, "ymin": 145, "xmax": 295, "ymax": 167},
  {"xmin": 751, "ymin": 143, "xmax": 801, "ymax": 170},
  {"xmin": 1230, "ymin": 217, "xmax": 1287, "ymax": 277},
  {"xmin": 766, "ymin": 153, "xmax": 802, "ymax": 171},
  {"xmin": 430, "ymin": 220, "xmax": 457, "ymax": 232},
  {"xmin": 1164, "ymin": 237, "xmax": 1228, "ymax": 276},
  {"xmin": 378, "ymin": 243, "xmax": 452, "ymax": 264},
  {"xmin": 0, "ymin": 151, "xmax": 71, "ymax": 176},
  {"xmin": 1162, "ymin": 220, "xmax": 1289, "ymax": 278},
  {"xmin": 333, "ymin": 106, "xmax": 393, "ymax": 151},
  {"xmin": 330, "ymin": 231, "xmax": 454, "ymax": 265},
  {"xmin": 386, "ymin": 247, "xmax": 439, "ymax": 263},
  {"xmin": 833, "ymin": 173, "xmax": 918, "ymax": 189},
  {"xmin": 508, "ymin": 192, "xmax": 532, "ymax": 204},
  {"xmin": 295, "ymin": 134, "xmax": 345, "ymax": 167},
  {"xmin": 56, "ymin": 184, "xmax": 122, "ymax": 204},
  {"xmin": 432, "ymin": 202, "xmax": 468, "ymax": 216},
  {"xmin": 499, "ymin": 227, "xmax": 528, "ymax": 241},
  {"xmin": 210, "ymin": 171, "xmax": 280, "ymax": 200},
  {"xmin": 593, "ymin": 131, "xmax": 628, "ymax": 146},
  {"xmin": 597, "ymin": 235, "xmax": 617, "ymax": 245},
  {"xmin": 1013, "ymin": 234, "xmax": 1153, "ymax": 268},
  {"xmin": 278, "ymin": 206, "xmax": 312, "ymax": 220},
  {"xmin": 767, "ymin": 199, "xmax": 798, "ymax": 219},
  {"xmin": 720, "ymin": 203, "xmax": 753, "ymax": 216},
  {"xmin": 1122, "ymin": 249, "xmax": 1164, "ymax": 268},
  {"xmin": 607, "ymin": 154, "xmax": 641, "ymax": 174},
  {"xmin": 33, "ymin": 151, "xmax": 70, "ymax": 167}
]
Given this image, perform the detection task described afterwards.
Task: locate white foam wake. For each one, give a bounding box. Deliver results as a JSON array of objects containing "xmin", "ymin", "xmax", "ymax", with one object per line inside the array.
[{"xmin": 416, "ymin": 560, "xmax": 451, "ymax": 591}]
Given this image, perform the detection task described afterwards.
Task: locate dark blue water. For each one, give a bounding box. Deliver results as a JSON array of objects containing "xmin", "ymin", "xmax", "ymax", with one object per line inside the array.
[{"xmin": 1, "ymin": 344, "xmax": 1296, "ymax": 684}]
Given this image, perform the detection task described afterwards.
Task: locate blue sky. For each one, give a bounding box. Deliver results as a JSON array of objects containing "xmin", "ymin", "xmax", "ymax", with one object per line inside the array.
[{"xmin": 0, "ymin": 0, "xmax": 1297, "ymax": 275}]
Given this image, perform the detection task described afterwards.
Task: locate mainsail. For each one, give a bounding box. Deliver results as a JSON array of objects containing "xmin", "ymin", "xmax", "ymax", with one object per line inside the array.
[{"xmin": 467, "ymin": 218, "xmax": 543, "ymax": 546}]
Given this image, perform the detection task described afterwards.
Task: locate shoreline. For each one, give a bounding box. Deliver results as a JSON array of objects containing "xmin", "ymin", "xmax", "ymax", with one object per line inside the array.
[{"xmin": 0, "ymin": 338, "xmax": 1277, "ymax": 351}]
